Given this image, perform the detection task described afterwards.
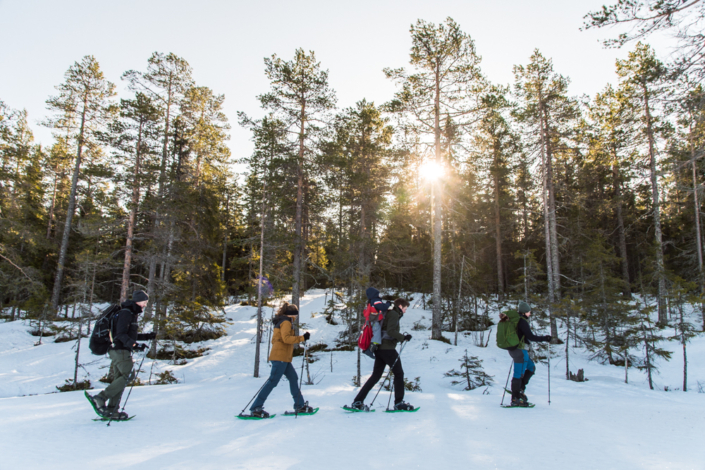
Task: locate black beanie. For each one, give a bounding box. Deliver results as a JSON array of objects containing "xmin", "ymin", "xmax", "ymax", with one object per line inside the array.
[{"xmin": 132, "ymin": 290, "xmax": 149, "ymax": 302}]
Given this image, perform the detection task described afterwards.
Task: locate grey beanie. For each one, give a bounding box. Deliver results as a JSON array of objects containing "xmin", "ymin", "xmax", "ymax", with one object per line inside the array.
[
  {"xmin": 132, "ymin": 290, "xmax": 149, "ymax": 302},
  {"xmin": 517, "ymin": 301, "xmax": 531, "ymax": 314}
]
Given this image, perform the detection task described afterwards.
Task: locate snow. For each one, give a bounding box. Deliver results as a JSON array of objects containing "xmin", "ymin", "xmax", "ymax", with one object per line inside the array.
[{"xmin": 0, "ymin": 290, "xmax": 703, "ymax": 469}]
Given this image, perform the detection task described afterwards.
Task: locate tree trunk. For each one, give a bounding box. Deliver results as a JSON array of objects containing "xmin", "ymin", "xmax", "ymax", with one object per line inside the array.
[
  {"xmin": 431, "ymin": 64, "xmax": 443, "ymax": 341},
  {"xmin": 613, "ymin": 157, "xmax": 631, "ymax": 297},
  {"xmin": 292, "ymin": 99, "xmax": 306, "ymax": 310},
  {"xmin": 50, "ymin": 99, "xmax": 87, "ymax": 313},
  {"xmin": 539, "ymin": 103, "xmax": 558, "ymax": 339},
  {"xmin": 493, "ymin": 155, "xmax": 504, "ymax": 297},
  {"xmin": 46, "ymin": 167, "xmax": 59, "ymax": 239},
  {"xmin": 254, "ymin": 158, "xmax": 269, "ymax": 378},
  {"xmin": 120, "ymin": 120, "xmax": 143, "ymax": 301},
  {"xmin": 643, "ymin": 88, "xmax": 667, "ymax": 324}
]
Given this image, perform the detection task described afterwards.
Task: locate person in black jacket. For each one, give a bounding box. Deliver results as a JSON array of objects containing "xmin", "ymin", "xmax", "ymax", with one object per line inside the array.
[
  {"xmin": 507, "ymin": 301, "xmax": 551, "ymax": 407},
  {"xmin": 86, "ymin": 290, "xmax": 155, "ymax": 419},
  {"xmin": 348, "ymin": 298, "xmax": 414, "ymax": 411}
]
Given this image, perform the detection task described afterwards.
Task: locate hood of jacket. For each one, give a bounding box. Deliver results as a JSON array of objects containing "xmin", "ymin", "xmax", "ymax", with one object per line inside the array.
[
  {"xmin": 273, "ymin": 315, "xmax": 293, "ymax": 329},
  {"xmin": 366, "ymin": 287, "xmax": 381, "ymax": 301},
  {"xmin": 120, "ymin": 300, "xmax": 143, "ymax": 315}
]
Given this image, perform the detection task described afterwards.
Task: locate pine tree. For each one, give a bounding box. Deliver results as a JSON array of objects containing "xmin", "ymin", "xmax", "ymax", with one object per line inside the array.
[
  {"xmin": 385, "ymin": 17, "xmax": 485, "ymax": 340},
  {"xmin": 43, "ymin": 56, "xmax": 116, "ymax": 313},
  {"xmin": 257, "ymin": 49, "xmax": 336, "ymax": 310},
  {"xmin": 444, "ymin": 349, "xmax": 494, "ymax": 390},
  {"xmin": 514, "ymin": 50, "xmax": 579, "ymax": 339},
  {"xmin": 616, "ymin": 43, "xmax": 669, "ymax": 323}
]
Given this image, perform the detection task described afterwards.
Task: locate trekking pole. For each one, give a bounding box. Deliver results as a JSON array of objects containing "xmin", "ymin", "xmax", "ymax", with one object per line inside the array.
[
  {"xmin": 295, "ymin": 341, "xmax": 308, "ymax": 419},
  {"xmin": 386, "ymin": 380, "xmax": 395, "ymax": 411},
  {"xmin": 547, "ymin": 342, "xmax": 551, "ymax": 405},
  {"xmin": 238, "ymin": 380, "xmax": 270, "ymax": 417},
  {"xmin": 370, "ymin": 341, "xmax": 407, "ymax": 407},
  {"xmin": 500, "ymin": 361, "xmax": 512, "ymax": 407},
  {"xmin": 107, "ymin": 349, "xmax": 147, "ymax": 427}
]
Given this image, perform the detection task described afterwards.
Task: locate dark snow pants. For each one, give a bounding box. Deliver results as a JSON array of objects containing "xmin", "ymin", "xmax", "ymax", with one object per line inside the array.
[
  {"xmin": 354, "ymin": 348, "xmax": 404, "ymax": 405},
  {"xmin": 103, "ymin": 349, "xmax": 135, "ymax": 408},
  {"xmin": 509, "ymin": 349, "xmax": 535, "ymax": 398},
  {"xmin": 251, "ymin": 360, "xmax": 304, "ymax": 411}
]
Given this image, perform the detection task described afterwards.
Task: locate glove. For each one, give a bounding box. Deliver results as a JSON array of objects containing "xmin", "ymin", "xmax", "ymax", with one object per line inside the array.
[
  {"xmin": 403, "ymin": 334, "xmax": 412, "ymax": 342},
  {"xmin": 544, "ymin": 335, "xmax": 552, "ymax": 342},
  {"xmin": 134, "ymin": 343, "xmax": 148, "ymax": 352},
  {"xmin": 369, "ymin": 343, "xmax": 378, "ymax": 354},
  {"xmin": 303, "ymin": 332, "xmax": 310, "ymax": 341},
  {"xmin": 143, "ymin": 332, "xmax": 157, "ymax": 340}
]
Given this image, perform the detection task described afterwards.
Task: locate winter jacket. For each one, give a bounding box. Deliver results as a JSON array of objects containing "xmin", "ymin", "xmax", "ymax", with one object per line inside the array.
[
  {"xmin": 269, "ymin": 316, "xmax": 304, "ymax": 362},
  {"xmin": 509, "ymin": 316, "xmax": 551, "ymax": 350},
  {"xmin": 111, "ymin": 301, "xmax": 152, "ymax": 352},
  {"xmin": 365, "ymin": 287, "xmax": 391, "ymax": 313},
  {"xmin": 380, "ymin": 306, "xmax": 406, "ymax": 350}
]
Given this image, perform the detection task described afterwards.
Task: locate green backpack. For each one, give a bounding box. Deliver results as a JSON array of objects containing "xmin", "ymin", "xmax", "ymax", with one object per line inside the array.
[{"xmin": 496, "ymin": 309, "xmax": 525, "ymax": 350}]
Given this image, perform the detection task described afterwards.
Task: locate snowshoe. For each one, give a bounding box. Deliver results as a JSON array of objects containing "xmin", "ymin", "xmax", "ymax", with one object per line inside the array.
[
  {"xmin": 342, "ymin": 403, "xmax": 374, "ymax": 413},
  {"xmin": 283, "ymin": 406, "xmax": 319, "ymax": 416},
  {"xmin": 93, "ymin": 415, "xmax": 135, "ymax": 422},
  {"xmin": 387, "ymin": 401, "xmax": 419, "ymax": 412},
  {"xmin": 503, "ymin": 398, "xmax": 534, "ymax": 408},
  {"xmin": 238, "ymin": 407, "xmax": 275, "ymax": 420}
]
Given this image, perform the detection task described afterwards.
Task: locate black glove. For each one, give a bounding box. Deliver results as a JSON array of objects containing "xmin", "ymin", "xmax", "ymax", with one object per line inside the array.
[
  {"xmin": 403, "ymin": 334, "xmax": 412, "ymax": 342},
  {"xmin": 303, "ymin": 332, "xmax": 310, "ymax": 341},
  {"xmin": 134, "ymin": 343, "xmax": 148, "ymax": 352},
  {"xmin": 143, "ymin": 332, "xmax": 157, "ymax": 340},
  {"xmin": 544, "ymin": 335, "xmax": 552, "ymax": 343}
]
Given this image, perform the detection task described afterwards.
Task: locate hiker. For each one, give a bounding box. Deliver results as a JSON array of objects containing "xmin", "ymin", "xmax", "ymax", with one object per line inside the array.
[
  {"xmin": 349, "ymin": 298, "xmax": 414, "ymax": 411},
  {"xmin": 248, "ymin": 302, "xmax": 313, "ymax": 418},
  {"xmin": 502, "ymin": 301, "xmax": 551, "ymax": 407},
  {"xmin": 86, "ymin": 290, "xmax": 155, "ymax": 419}
]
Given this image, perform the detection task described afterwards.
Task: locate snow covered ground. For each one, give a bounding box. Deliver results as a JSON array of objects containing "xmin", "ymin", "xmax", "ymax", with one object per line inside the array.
[{"xmin": 0, "ymin": 290, "xmax": 703, "ymax": 469}]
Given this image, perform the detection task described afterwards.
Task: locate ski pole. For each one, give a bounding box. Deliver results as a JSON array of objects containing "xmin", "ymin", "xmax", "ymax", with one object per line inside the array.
[
  {"xmin": 370, "ymin": 341, "xmax": 407, "ymax": 407},
  {"xmin": 107, "ymin": 349, "xmax": 147, "ymax": 427},
  {"xmin": 295, "ymin": 341, "xmax": 308, "ymax": 419},
  {"xmin": 500, "ymin": 361, "xmax": 512, "ymax": 406}
]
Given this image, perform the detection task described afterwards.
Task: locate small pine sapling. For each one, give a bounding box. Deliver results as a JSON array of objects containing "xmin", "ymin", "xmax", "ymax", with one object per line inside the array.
[{"xmin": 444, "ymin": 349, "xmax": 494, "ymax": 390}]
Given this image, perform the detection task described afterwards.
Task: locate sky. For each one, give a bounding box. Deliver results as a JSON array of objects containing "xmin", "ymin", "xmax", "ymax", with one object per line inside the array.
[{"xmin": 0, "ymin": 0, "xmax": 672, "ymax": 163}]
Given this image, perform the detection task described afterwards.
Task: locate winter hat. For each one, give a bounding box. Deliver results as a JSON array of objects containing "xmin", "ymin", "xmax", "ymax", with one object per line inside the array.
[
  {"xmin": 132, "ymin": 290, "xmax": 149, "ymax": 302},
  {"xmin": 517, "ymin": 301, "xmax": 531, "ymax": 314}
]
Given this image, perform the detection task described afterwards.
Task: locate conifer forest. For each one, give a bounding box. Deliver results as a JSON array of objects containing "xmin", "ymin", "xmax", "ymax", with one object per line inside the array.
[{"xmin": 3, "ymin": 2, "xmax": 705, "ymax": 387}]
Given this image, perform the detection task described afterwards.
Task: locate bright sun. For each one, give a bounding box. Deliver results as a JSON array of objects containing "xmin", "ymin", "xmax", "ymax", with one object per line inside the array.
[{"xmin": 419, "ymin": 160, "xmax": 444, "ymax": 182}]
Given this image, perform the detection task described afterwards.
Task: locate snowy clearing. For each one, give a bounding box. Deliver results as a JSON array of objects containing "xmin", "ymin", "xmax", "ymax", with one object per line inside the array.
[{"xmin": 0, "ymin": 290, "xmax": 702, "ymax": 469}]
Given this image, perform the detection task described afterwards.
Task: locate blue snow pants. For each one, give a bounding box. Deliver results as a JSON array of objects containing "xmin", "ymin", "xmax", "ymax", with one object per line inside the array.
[
  {"xmin": 251, "ymin": 360, "xmax": 304, "ymax": 411},
  {"xmin": 510, "ymin": 349, "xmax": 535, "ymax": 379}
]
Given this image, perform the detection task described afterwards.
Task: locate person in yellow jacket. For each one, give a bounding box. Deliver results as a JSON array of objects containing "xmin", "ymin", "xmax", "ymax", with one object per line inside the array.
[{"xmin": 249, "ymin": 302, "xmax": 313, "ymax": 418}]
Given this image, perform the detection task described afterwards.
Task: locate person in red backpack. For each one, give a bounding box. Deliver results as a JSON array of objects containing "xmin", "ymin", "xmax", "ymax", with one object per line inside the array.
[{"xmin": 348, "ymin": 298, "xmax": 414, "ymax": 411}]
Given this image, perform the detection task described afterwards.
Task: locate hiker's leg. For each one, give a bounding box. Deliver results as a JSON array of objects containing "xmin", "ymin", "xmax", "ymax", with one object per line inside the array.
[
  {"xmin": 387, "ymin": 352, "xmax": 405, "ymax": 404},
  {"xmin": 103, "ymin": 350, "xmax": 134, "ymax": 408},
  {"xmin": 251, "ymin": 361, "xmax": 286, "ymax": 411},
  {"xmin": 283, "ymin": 362, "xmax": 304, "ymax": 408},
  {"xmin": 509, "ymin": 349, "xmax": 525, "ymax": 399},
  {"xmin": 353, "ymin": 352, "xmax": 386, "ymax": 402},
  {"xmin": 522, "ymin": 350, "xmax": 535, "ymax": 389}
]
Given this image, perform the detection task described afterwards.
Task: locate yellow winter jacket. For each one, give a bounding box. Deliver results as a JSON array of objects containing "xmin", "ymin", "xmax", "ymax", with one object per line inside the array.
[{"xmin": 269, "ymin": 316, "xmax": 304, "ymax": 363}]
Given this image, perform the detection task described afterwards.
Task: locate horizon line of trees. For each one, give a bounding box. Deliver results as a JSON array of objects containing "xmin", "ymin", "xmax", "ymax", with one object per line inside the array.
[{"xmin": 2, "ymin": 3, "xmax": 705, "ymax": 387}]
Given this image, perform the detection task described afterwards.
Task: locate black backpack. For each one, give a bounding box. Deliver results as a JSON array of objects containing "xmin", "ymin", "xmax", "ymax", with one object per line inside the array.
[{"xmin": 88, "ymin": 304, "xmax": 122, "ymax": 355}]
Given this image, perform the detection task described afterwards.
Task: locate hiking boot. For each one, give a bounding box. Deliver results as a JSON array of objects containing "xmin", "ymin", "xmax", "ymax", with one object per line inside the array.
[
  {"xmin": 349, "ymin": 401, "xmax": 369, "ymax": 411},
  {"xmin": 394, "ymin": 401, "xmax": 415, "ymax": 411},
  {"xmin": 108, "ymin": 410, "xmax": 129, "ymax": 420},
  {"xmin": 510, "ymin": 397, "xmax": 529, "ymax": 407},
  {"xmin": 519, "ymin": 390, "xmax": 528, "ymax": 402},
  {"xmin": 250, "ymin": 407, "xmax": 270, "ymax": 418},
  {"xmin": 295, "ymin": 401, "xmax": 314, "ymax": 414},
  {"xmin": 87, "ymin": 392, "xmax": 106, "ymax": 410}
]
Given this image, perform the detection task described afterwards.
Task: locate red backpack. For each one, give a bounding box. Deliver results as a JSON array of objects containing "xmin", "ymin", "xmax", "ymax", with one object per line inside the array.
[{"xmin": 357, "ymin": 302, "xmax": 384, "ymax": 351}]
